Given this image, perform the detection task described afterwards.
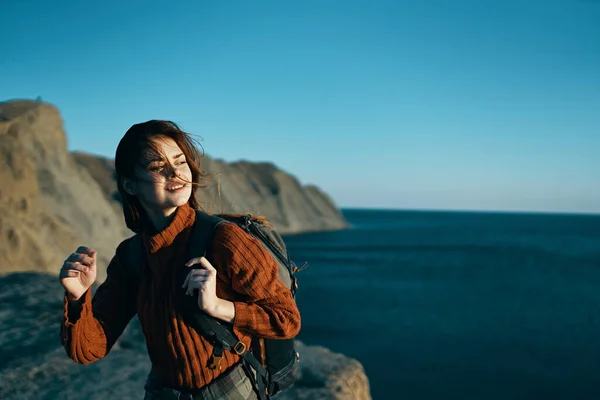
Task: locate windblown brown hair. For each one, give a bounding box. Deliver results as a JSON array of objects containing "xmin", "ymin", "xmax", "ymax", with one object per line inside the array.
[{"xmin": 115, "ymin": 120, "xmax": 211, "ymax": 233}]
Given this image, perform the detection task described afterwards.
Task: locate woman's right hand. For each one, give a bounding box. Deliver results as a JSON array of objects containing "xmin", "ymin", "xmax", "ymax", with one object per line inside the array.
[{"xmin": 59, "ymin": 246, "xmax": 97, "ymax": 301}]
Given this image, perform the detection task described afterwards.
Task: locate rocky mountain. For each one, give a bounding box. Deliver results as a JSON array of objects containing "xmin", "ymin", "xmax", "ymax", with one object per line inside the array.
[{"xmin": 0, "ymin": 99, "xmax": 349, "ymax": 283}]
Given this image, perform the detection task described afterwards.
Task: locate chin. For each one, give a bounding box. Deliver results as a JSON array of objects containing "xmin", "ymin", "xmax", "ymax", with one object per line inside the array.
[{"xmin": 167, "ymin": 187, "xmax": 193, "ymax": 207}]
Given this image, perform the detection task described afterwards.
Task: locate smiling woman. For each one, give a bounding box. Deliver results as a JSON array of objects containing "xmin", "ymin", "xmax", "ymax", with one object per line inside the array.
[
  {"xmin": 114, "ymin": 120, "xmax": 208, "ymax": 233},
  {"xmin": 58, "ymin": 120, "xmax": 301, "ymax": 400},
  {"xmin": 123, "ymin": 138, "xmax": 194, "ymax": 230}
]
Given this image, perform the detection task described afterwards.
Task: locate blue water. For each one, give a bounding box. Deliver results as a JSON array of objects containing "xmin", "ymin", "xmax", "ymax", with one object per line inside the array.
[{"xmin": 283, "ymin": 209, "xmax": 600, "ymax": 400}]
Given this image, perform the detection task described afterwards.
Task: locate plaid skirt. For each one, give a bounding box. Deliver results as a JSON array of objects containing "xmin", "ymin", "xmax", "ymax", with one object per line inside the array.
[{"xmin": 143, "ymin": 363, "xmax": 258, "ymax": 400}]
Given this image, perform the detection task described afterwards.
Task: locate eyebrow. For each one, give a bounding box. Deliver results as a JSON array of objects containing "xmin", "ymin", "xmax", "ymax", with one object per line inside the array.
[{"xmin": 145, "ymin": 153, "xmax": 184, "ymax": 163}]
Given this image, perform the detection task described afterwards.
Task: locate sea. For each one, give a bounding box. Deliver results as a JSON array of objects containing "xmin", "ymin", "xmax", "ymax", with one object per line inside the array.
[{"xmin": 282, "ymin": 208, "xmax": 600, "ymax": 400}]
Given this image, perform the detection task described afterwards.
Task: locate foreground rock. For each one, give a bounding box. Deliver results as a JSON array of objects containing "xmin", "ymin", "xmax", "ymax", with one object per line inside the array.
[
  {"xmin": 275, "ymin": 343, "xmax": 372, "ymax": 400},
  {"xmin": 0, "ymin": 99, "xmax": 348, "ymax": 283},
  {"xmin": 0, "ymin": 272, "xmax": 371, "ymax": 400}
]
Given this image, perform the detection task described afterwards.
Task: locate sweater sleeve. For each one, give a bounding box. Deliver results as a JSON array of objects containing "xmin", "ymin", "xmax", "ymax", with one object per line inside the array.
[
  {"xmin": 210, "ymin": 222, "xmax": 301, "ymax": 340},
  {"xmin": 60, "ymin": 241, "xmax": 138, "ymax": 364}
]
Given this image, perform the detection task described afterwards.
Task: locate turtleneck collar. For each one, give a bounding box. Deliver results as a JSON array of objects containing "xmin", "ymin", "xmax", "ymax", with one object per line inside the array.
[{"xmin": 143, "ymin": 203, "xmax": 196, "ymax": 254}]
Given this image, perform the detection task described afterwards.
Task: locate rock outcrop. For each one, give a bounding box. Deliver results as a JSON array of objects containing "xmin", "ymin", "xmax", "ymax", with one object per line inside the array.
[
  {"xmin": 0, "ymin": 101, "xmax": 132, "ymax": 282},
  {"xmin": 276, "ymin": 342, "xmax": 372, "ymax": 400},
  {"xmin": 0, "ymin": 272, "xmax": 371, "ymax": 400},
  {"xmin": 197, "ymin": 158, "xmax": 349, "ymax": 234},
  {"xmin": 0, "ymin": 99, "xmax": 348, "ymax": 283}
]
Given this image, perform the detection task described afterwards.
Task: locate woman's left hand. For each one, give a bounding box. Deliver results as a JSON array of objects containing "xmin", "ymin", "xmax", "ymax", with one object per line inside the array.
[{"xmin": 182, "ymin": 256, "xmax": 220, "ymax": 315}]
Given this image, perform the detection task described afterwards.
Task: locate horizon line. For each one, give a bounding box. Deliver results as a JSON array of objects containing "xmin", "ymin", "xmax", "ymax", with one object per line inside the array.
[{"xmin": 339, "ymin": 206, "xmax": 600, "ymax": 217}]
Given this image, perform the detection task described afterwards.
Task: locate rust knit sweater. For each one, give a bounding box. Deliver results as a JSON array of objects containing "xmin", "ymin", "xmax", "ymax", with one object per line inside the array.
[{"xmin": 60, "ymin": 204, "xmax": 301, "ymax": 390}]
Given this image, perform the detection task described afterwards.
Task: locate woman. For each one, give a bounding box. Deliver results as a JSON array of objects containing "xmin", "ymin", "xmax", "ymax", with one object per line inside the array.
[{"xmin": 59, "ymin": 120, "xmax": 301, "ymax": 399}]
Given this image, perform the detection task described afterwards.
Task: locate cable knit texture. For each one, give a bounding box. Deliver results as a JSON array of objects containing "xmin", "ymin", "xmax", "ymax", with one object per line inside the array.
[{"xmin": 60, "ymin": 204, "xmax": 301, "ymax": 390}]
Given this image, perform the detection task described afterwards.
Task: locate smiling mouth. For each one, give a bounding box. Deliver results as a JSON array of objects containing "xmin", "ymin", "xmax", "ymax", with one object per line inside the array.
[{"xmin": 165, "ymin": 183, "xmax": 187, "ymax": 191}]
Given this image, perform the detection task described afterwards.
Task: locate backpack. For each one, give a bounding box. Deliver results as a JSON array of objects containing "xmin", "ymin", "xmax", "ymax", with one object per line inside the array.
[{"xmin": 126, "ymin": 209, "xmax": 306, "ymax": 400}]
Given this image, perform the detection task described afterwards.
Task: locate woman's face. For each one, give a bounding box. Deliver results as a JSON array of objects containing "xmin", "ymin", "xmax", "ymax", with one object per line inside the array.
[{"xmin": 129, "ymin": 136, "xmax": 193, "ymax": 218}]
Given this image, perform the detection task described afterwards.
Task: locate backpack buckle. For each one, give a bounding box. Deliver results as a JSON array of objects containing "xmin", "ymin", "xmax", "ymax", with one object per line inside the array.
[
  {"xmin": 208, "ymin": 346, "xmax": 223, "ymax": 370},
  {"xmin": 233, "ymin": 341, "xmax": 247, "ymax": 355},
  {"xmin": 208, "ymin": 354, "xmax": 222, "ymax": 370}
]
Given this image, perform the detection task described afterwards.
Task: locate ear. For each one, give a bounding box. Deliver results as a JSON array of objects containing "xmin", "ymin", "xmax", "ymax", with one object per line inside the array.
[{"xmin": 122, "ymin": 178, "xmax": 137, "ymax": 196}]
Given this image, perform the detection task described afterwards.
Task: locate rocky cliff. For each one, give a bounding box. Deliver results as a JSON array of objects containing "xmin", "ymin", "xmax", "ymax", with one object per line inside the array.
[
  {"xmin": 0, "ymin": 99, "xmax": 348, "ymax": 283},
  {"xmin": 0, "ymin": 101, "xmax": 132, "ymax": 282},
  {"xmin": 196, "ymin": 157, "xmax": 348, "ymax": 234}
]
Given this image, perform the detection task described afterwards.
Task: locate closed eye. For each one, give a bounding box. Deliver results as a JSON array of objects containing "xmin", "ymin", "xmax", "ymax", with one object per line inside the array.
[{"xmin": 148, "ymin": 163, "xmax": 164, "ymax": 172}]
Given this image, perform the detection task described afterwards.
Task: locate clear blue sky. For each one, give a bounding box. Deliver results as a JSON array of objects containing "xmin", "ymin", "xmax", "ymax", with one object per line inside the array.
[{"xmin": 2, "ymin": 0, "xmax": 599, "ymax": 213}]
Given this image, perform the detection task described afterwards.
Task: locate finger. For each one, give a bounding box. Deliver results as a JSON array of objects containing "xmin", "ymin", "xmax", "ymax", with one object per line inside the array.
[
  {"xmin": 182, "ymin": 272, "xmax": 209, "ymax": 290},
  {"xmin": 68, "ymin": 253, "xmax": 94, "ymax": 266},
  {"xmin": 64, "ymin": 269, "xmax": 80, "ymax": 278},
  {"xmin": 185, "ymin": 257, "xmax": 215, "ymax": 271},
  {"xmin": 187, "ymin": 277, "xmax": 210, "ymax": 288},
  {"xmin": 190, "ymin": 269, "xmax": 211, "ymax": 277},
  {"xmin": 185, "ymin": 257, "xmax": 203, "ymax": 268},
  {"xmin": 188, "ymin": 276, "xmax": 210, "ymax": 285},
  {"xmin": 182, "ymin": 269, "xmax": 196, "ymax": 288},
  {"xmin": 64, "ymin": 261, "xmax": 89, "ymax": 273},
  {"xmin": 182, "ymin": 267, "xmax": 211, "ymax": 288},
  {"xmin": 198, "ymin": 257, "xmax": 216, "ymax": 272},
  {"xmin": 60, "ymin": 268, "xmax": 80, "ymax": 279},
  {"xmin": 65, "ymin": 262, "xmax": 89, "ymax": 273},
  {"xmin": 76, "ymin": 246, "xmax": 96, "ymax": 258}
]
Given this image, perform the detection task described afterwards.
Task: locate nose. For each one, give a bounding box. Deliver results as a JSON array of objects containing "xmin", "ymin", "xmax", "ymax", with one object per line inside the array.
[{"xmin": 163, "ymin": 163, "xmax": 179, "ymax": 178}]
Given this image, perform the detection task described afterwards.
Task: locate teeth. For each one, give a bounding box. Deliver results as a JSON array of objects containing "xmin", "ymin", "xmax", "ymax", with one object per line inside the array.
[{"xmin": 167, "ymin": 185, "xmax": 184, "ymax": 191}]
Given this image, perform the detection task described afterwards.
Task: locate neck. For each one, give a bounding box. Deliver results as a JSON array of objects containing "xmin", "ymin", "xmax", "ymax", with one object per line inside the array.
[{"xmin": 146, "ymin": 206, "xmax": 178, "ymax": 232}]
